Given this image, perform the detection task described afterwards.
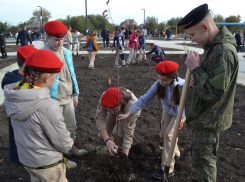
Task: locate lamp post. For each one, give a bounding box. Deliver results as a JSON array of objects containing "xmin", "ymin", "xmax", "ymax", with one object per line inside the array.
[
  {"xmin": 85, "ymin": 0, "xmax": 88, "ymax": 34},
  {"xmin": 37, "ymin": 6, "xmax": 43, "ymax": 34},
  {"xmin": 68, "ymin": 15, "xmax": 70, "ymax": 26},
  {"xmin": 141, "ymin": 8, "xmax": 145, "ymax": 25}
]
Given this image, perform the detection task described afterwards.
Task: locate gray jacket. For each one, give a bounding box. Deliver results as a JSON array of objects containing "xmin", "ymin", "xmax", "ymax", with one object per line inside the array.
[
  {"xmin": 4, "ymin": 83, "xmax": 73, "ymax": 167},
  {"xmin": 129, "ymin": 78, "xmax": 185, "ymax": 118}
]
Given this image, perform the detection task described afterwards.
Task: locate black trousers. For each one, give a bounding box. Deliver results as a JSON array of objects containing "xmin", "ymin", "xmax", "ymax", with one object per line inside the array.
[
  {"xmin": 103, "ymin": 37, "xmax": 109, "ymax": 47},
  {"xmin": 1, "ymin": 47, "xmax": 7, "ymax": 58}
]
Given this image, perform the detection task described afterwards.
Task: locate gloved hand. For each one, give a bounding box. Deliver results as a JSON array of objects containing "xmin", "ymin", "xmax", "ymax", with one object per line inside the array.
[{"xmin": 135, "ymin": 39, "xmax": 137, "ymax": 42}]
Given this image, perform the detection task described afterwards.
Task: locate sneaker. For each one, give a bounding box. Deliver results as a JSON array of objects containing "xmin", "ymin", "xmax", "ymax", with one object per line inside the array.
[
  {"xmin": 174, "ymin": 150, "xmax": 180, "ymax": 160},
  {"xmin": 66, "ymin": 148, "xmax": 88, "ymax": 157},
  {"xmin": 66, "ymin": 159, "xmax": 77, "ymax": 169},
  {"xmin": 152, "ymin": 168, "xmax": 175, "ymax": 180},
  {"xmin": 72, "ymin": 53, "xmax": 74, "ymax": 57},
  {"xmin": 122, "ymin": 64, "xmax": 127, "ymax": 67},
  {"xmin": 82, "ymin": 55, "xmax": 85, "ymax": 59},
  {"xmin": 77, "ymin": 52, "xmax": 79, "ymax": 57},
  {"xmin": 125, "ymin": 63, "xmax": 130, "ymax": 67},
  {"xmin": 88, "ymin": 67, "xmax": 95, "ymax": 70},
  {"xmin": 114, "ymin": 65, "xmax": 121, "ymax": 68},
  {"xmin": 3, "ymin": 57, "xmax": 8, "ymax": 59}
]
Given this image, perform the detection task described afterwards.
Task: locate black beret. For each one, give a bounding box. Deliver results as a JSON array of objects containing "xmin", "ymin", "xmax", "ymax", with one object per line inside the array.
[{"xmin": 178, "ymin": 4, "xmax": 209, "ymax": 29}]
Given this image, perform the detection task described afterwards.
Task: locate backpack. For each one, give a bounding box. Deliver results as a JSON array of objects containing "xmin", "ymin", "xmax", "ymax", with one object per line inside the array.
[{"xmin": 87, "ymin": 40, "xmax": 93, "ymax": 51}]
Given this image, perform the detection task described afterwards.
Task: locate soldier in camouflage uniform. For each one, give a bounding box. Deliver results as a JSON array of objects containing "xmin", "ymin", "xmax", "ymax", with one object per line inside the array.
[{"xmin": 178, "ymin": 4, "xmax": 239, "ymax": 182}]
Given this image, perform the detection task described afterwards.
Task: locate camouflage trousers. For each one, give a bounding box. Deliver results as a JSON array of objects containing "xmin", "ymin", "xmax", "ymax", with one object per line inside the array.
[{"xmin": 192, "ymin": 128, "xmax": 219, "ymax": 182}]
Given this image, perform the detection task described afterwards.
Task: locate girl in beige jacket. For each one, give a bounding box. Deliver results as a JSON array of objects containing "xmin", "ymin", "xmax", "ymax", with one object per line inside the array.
[{"xmin": 4, "ymin": 50, "xmax": 74, "ymax": 182}]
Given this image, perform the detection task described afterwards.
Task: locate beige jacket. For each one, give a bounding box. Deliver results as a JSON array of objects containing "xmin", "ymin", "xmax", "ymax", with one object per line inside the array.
[
  {"xmin": 96, "ymin": 90, "xmax": 141, "ymax": 148},
  {"xmin": 4, "ymin": 83, "xmax": 73, "ymax": 167},
  {"xmin": 67, "ymin": 30, "xmax": 72, "ymax": 43}
]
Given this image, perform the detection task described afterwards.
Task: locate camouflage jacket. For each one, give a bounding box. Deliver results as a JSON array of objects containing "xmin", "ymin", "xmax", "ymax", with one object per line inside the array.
[{"xmin": 185, "ymin": 26, "xmax": 239, "ymax": 131}]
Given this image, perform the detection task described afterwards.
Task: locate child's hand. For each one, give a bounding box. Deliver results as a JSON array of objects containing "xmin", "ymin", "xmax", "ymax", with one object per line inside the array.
[
  {"xmin": 118, "ymin": 111, "xmax": 131, "ymax": 121},
  {"xmin": 106, "ymin": 140, "xmax": 118, "ymax": 156}
]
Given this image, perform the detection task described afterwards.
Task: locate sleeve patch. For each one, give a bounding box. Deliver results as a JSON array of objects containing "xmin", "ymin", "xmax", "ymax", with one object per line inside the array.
[{"xmin": 209, "ymin": 72, "xmax": 225, "ymax": 90}]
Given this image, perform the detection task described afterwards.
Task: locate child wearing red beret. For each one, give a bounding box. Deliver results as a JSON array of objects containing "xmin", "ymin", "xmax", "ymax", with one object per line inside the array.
[
  {"xmin": 96, "ymin": 87, "xmax": 141, "ymax": 156},
  {"xmin": 43, "ymin": 21, "xmax": 87, "ymax": 160},
  {"xmin": 4, "ymin": 50, "xmax": 74, "ymax": 182},
  {"xmin": 118, "ymin": 61, "xmax": 186, "ymax": 179},
  {"xmin": 1, "ymin": 45, "xmax": 37, "ymax": 164}
]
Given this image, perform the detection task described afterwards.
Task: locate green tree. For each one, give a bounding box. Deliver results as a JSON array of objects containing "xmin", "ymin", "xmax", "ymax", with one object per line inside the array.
[
  {"xmin": 225, "ymin": 15, "xmax": 243, "ymax": 33},
  {"xmin": 32, "ymin": 8, "xmax": 52, "ymax": 23},
  {"xmin": 0, "ymin": 22, "xmax": 8, "ymax": 33},
  {"xmin": 213, "ymin": 14, "xmax": 225, "ymax": 22},
  {"xmin": 167, "ymin": 17, "xmax": 184, "ymax": 34},
  {"xmin": 145, "ymin": 16, "xmax": 158, "ymax": 33}
]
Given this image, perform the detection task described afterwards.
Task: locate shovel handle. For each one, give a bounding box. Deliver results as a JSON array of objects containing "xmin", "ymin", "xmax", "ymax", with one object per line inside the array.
[{"xmin": 163, "ymin": 68, "xmax": 191, "ymax": 181}]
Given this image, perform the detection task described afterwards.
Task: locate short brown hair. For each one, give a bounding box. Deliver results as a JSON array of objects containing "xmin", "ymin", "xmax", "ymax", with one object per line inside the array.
[{"xmin": 17, "ymin": 57, "xmax": 25, "ymax": 67}]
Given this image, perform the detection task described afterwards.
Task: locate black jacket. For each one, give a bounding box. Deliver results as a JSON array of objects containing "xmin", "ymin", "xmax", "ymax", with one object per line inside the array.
[
  {"xmin": 101, "ymin": 28, "xmax": 108, "ymax": 38},
  {"xmin": 0, "ymin": 34, "xmax": 6, "ymax": 48},
  {"xmin": 125, "ymin": 28, "xmax": 129, "ymax": 39},
  {"xmin": 16, "ymin": 30, "xmax": 32, "ymax": 46},
  {"xmin": 146, "ymin": 45, "xmax": 164, "ymax": 59},
  {"xmin": 235, "ymin": 33, "xmax": 242, "ymax": 46},
  {"xmin": 2, "ymin": 70, "xmax": 23, "ymax": 89}
]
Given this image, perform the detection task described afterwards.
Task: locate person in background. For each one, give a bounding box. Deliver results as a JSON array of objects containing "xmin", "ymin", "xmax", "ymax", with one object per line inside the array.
[
  {"xmin": 72, "ymin": 30, "xmax": 82, "ymax": 57},
  {"xmin": 0, "ymin": 31, "xmax": 7, "ymax": 59},
  {"xmin": 166, "ymin": 28, "xmax": 171, "ymax": 41},
  {"xmin": 114, "ymin": 27, "xmax": 126, "ymax": 68},
  {"xmin": 235, "ymin": 30, "xmax": 242, "ymax": 52},
  {"xmin": 101, "ymin": 27, "xmax": 109, "ymax": 48},
  {"xmin": 85, "ymin": 30, "xmax": 99, "ymax": 70},
  {"xmin": 124, "ymin": 27, "xmax": 129, "ymax": 48},
  {"xmin": 67, "ymin": 26, "xmax": 73, "ymax": 52},
  {"xmin": 146, "ymin": 43, "xmax": 165, "ymax": 63},
  {"xmin": 16, "ymin": 26, "xmax": 32, "ymax": 46},
  {"xmin": 125, "ymin": 30, "xmax": 139, "ymax": 67},
  {"xmin": 137, "ymin": 31, "xmax": 147, "ymax": 62}
]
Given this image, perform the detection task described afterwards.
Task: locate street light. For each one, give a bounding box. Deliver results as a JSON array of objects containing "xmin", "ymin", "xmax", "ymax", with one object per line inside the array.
[
  {"xmin": 37, "ymin": 6, "xmax": 43, "ymax": 34},
  {"xmin": 85, "ymin": 0, "xmax": 88, "ymax": 34},
  {"xmin": 141, "ymin": 8, "xmax": 145, "ymax": 25},
  {"xmin": 68, "ymin": 15, "xmax": 71, "ymax": 26}
]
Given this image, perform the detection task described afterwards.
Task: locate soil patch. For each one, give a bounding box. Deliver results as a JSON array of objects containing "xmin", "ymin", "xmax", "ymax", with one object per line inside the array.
[
  {"xmin": 5, "ymin": 44, "xmax": 34, "ymax": 53},
  {"xmin": 0, "ymin": 57, "xmax": 17, "ymax": 69},
  {"xmin": 0, "ymin": 54, "xmax": 244, "ymax": 182}
]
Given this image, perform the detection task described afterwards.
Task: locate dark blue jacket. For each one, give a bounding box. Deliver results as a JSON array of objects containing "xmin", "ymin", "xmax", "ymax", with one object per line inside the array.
[
  {"xmin": 166, "ymin": 29, "xmax": 171, "ymax": 36},
  {"xmin": 16, "ymin": 30, "xmax": 32, "ymax": 46},
  {"xmin": 139, "ymin": 35, "xmax": 145, "ymax": 49},
  {"xmin": 101, "ymin": 28, "xmax": 108, "ymax": 38},
  {"xmin": 2, "ymin": 70, "xmax": 22, "ymax": 89},
  {"xmin": 146, "ymin": 45, "xmax": 164, "ymax": 59}
]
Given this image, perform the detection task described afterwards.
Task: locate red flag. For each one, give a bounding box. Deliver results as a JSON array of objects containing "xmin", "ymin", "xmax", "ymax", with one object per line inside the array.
[{"xmin": 106, "ymin": 0, "xmax": 109, "ymax": 5}]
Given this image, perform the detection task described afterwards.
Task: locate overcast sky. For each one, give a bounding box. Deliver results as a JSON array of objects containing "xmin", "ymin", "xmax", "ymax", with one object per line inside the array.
[{"xmin": 1, "ymin": 0, "xmax": 244, "ymax": 26}]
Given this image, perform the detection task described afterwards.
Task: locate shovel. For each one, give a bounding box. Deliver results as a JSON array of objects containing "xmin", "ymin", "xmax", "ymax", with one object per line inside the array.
[{"xmin": 163, "ymin": 68, "xmax": 191, "ymax": 182}]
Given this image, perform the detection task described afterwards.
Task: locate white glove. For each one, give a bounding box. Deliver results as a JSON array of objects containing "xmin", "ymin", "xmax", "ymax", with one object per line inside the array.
[{"xmin": 135, "ymin": 39, "xmax": 137, "ymax": 42}]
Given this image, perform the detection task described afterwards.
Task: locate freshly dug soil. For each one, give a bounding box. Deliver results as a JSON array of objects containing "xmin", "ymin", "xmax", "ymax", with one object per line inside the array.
[
  {"xmin": 5, "ymin": 45, "xmax": 34, "ymax": 53},
  {"xmin": 0, "ymin": 57, "xmax": 17, "ymax": 69},
  {"xmin": 0, "ymin": 54, "xmax": 244, "ymax": 182}
]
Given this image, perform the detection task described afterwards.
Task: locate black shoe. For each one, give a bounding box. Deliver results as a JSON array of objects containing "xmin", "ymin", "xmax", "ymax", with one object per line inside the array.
[
  {"xmin": 82, "ymin": 55, "xmax": 85, "ymax": 59},
  {"xmin": 152, "ymin": 168, "xmax": 175, "ymax": 180},
  {"xmin": 174, "ymin": 156, "xmax": 180, "ymax": 160},
  {"xmin": 3, "ymin": 56, "xmax": 8, "ymax": 59},
  {"xmin": 72, "ymin": 53, "xmax": 74, "ymax": 57},
  {"xmin": 88, "ymin": 67, "xmax": 95, "ymax": 70},
  {"xmin": 125, "ymin": 63, "xmax": 130, "ymax": 67},
  {"xmin": 77, "ymin": 53, "xmax": 79, "ymax": 57}
]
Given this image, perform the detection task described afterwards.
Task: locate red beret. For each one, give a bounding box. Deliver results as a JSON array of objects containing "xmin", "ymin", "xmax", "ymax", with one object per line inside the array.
[
  {"xmin": 44, "ymin": 21, "xmax": 67, "ymax": 38},
  {"xmin": 68, "ymin": 26, "xmax": 71, "ymax": 29},
  {"xmin": 25, "ymin": 50, "xmax": 63, "ymax": 72},
  {"xmin": 74, "ymin": 30, "xmax": 78, "ymax": 32},
  {"xmin": 17, "ymin": 46, "xmax": 37, "ymax": 60},
  {"xmin": 101, "ymin": 88, "xmax": 122, "ymax": 108},
  {"xmin": 155, "ymin": 61, "xmax": 179, "ymax": 75}
]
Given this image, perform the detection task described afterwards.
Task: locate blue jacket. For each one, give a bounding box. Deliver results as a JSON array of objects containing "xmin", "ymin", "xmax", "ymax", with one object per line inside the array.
[
  {"xmin": 2, "ymin": 70, "xmax": 22, "ymax": 89},
  {"xmin": 129, "ymin": 79, "xmax": 185, "ymax": 118},
  {"xmin": 166, "ymin": 29, "xmax": 171, "ymax": 36},
  {"xmin": 146, "ymin": 45, "xmax": 164, "ymax": 59},
  {"xmin": 138, "ymin": 35, "xmax": 145, "ymax": 49},
  {"xmin": 42, "ymin": 47, "xmax": 79, "ymax": 100}
]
